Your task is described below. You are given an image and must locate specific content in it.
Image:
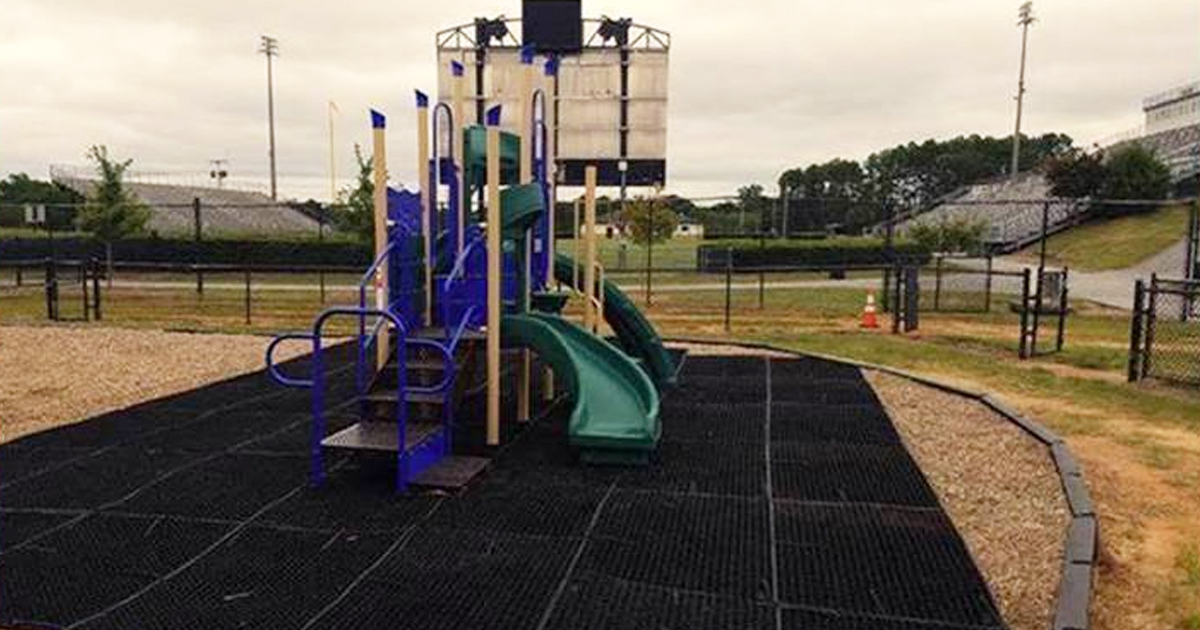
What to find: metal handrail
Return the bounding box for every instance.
[265,333,316,388]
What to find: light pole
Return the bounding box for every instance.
[1011,2,1036,179]
[259,35,280,200]
[328,100,339,204]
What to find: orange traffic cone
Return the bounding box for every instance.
[860,291,880,329]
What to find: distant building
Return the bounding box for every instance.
[1144,81,1200,135]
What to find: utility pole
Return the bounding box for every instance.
[1011,2,1036,179]
[260,35,280,200]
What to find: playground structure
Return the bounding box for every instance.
[267,50,677,492]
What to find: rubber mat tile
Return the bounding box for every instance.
[770,403,900,445]
[681,373,768,395]
[781,607,1003,629]
[257,462,439,534]
[0,513,227,628]
[771,442,939,507]
[583,491,771,599]
[314,528,576,630]
[428,474,607,537]
[0,447,202,510]
[543,570,776,630]
[681,355,766,378]
[772,382,879,406]
[0,511,76,551]
[115,453,306,520]
[616,440,766,497]
[5,409,193,450]
[235,412,357,455]
[685,380,770,404]
[773,503,1002,626]
[132,414,299,453]
[660,403,766,444]
[0,446,94,487]
[80,527,393,630]
[769,357,862,381]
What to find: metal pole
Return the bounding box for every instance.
[1019,268,1031,359]
[193,197,204,296]
[244,269,252,325]
[1056,267,1068,352]
[724,247,733,333]
[260,35,279,201]
[318,213,326,304]
[91,257,102,321]
[1128,279,1145,382]
[1143,274,1158,378]
[984,255,994,312]
[44,258,56,321]
[1011,3,1035,179]
[645,193,654,306]
[934,255,943,311]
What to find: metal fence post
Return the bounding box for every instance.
[244,269,252,325]
[44,258,58,321]
[984,255,994,313]
[933,255,943,311]
[1142,274,1158,378]
[1128,279,1145,382]
[81,262,90,321]
[1030,268,1044,356]
[1019,268,1031,359]
[891,265,903,335]
[1056,267,1069,352]
[193,197,204,296]
[91,257,102,321]
[15,265,22,288]
[724,247,733,333]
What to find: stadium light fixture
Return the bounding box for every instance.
[1011,2,1036,179]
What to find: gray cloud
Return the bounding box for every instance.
[2,0,1197,199]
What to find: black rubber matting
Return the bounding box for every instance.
[0,346,1006,629]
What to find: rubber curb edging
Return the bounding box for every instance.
[666,337,1097,630]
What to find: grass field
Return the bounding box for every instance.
[1,266,1197,630]
[1017,204,1193,271]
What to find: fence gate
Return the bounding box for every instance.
[1019,267,1070,359]
[1129,275,1200,385]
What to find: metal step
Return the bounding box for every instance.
[320,421,442,453]
[363,390,445,405]
[410,327,486,341]
[411,456,491,490]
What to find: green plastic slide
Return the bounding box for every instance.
[553,254,677,389]
[502,313,660,464]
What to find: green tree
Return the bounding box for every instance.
[736,184,769,232]
[1099,145,1171,206]
[907,217,988,254]
[625,194,677,246]
[79,146,150,279]
[0,174,84,228]
[1046,149,1106,198]
[333,144,376,242]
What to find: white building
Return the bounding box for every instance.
[1144,81,1200,135]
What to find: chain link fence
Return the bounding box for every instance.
[1130,276,1200,385]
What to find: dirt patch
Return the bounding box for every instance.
[865,371,1070,630]
[0,324,307,444]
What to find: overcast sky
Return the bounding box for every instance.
[1,0,1197,200]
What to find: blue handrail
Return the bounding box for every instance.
[310,306,410,493]
[265,333,315,388]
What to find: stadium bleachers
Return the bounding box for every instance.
[55,178,320,236]
[896,172,1087,253]
[1114,123,1200,180]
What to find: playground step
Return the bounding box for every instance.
[362,389,445,405]
[411,455,491,490]
[320,421,442,453]
[410,327,487,341]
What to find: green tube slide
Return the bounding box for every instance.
[502,313,660,464]
[552,254,677,390]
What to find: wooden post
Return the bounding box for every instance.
[486,126,502,446]
[573,198,582,291]
[584,166,598,333]
[541,60,559,402]
[416,92,433,325]
[452,61,467,257]
[371,110,390,369]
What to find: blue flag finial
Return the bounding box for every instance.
[451,60,465,77]
[486,105,502,126]
[370,109,386,129]
[415,90,429,108]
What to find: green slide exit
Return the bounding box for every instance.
[553,254,677,390]
[502,312,661,463]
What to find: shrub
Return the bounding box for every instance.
[696,236,929,271]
